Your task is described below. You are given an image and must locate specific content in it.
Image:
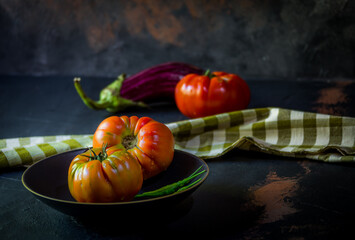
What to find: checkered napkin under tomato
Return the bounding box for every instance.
[1,107,355,169]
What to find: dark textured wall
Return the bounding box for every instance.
[0,0,354,79]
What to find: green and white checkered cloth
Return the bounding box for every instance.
[1,107,355,169]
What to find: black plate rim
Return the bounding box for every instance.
[22,148,209,206]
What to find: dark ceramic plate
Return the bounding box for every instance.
[22,149,209,218]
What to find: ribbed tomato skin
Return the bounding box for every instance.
[175,71,250,118]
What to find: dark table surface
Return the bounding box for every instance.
[1,76,355,240]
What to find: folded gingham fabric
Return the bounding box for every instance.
[1,108,355,169]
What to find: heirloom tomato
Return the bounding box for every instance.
[93,116,175,180]
[68,145,143,203]
[175,70,250,118]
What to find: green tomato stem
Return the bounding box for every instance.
[204,69,211,77]
[80,143,108,162]
[203,69,215,79]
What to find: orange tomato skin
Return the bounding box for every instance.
[93,116,174,180]
[175,71,250,118]
[68,146,143,203]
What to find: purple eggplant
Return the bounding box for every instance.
[74,62,204,112]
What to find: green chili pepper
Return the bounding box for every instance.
[135,166,206,199]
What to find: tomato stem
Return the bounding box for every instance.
[122,135,137,150]
[203,69,215,79]
[204,69,210,77]
[81,143,108,162]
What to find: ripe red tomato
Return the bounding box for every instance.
[175,71,250,118]
[68,145,143,203]
[93,116,175,180]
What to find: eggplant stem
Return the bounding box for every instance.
[74,78,111,110]
[73,75,148,112]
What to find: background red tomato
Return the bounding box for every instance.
[175,71,250,118]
